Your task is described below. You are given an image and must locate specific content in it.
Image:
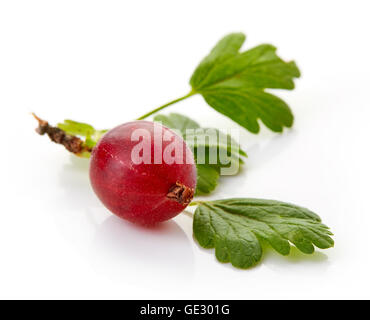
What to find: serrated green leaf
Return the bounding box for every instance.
[153,113,200,133]
[190,33,246,89]
[195,164,220,195]
[190,33,300,133]
[193,198,334,269]
[184,128,246,157]
[153,113,247,160]
[202,87,293,133]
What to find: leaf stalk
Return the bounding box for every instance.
[136,90,196,120]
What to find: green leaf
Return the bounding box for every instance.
[154,113,246,160]
[190,33,246,89]
[153,113,200,133]
[193,198,334,269]
[184,127,246,158]
[202,88,293,133]
[190,33,300,133]
[195,164,220,195]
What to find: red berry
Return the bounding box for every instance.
[89,121,197,225]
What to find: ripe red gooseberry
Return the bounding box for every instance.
[89,121,197,225]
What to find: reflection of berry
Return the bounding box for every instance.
[89,121,197,225]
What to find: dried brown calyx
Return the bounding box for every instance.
[32,113,92,155]
[167,181,195,205]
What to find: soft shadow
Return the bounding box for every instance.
[90,215,195,284]
[57,155,102,210]
[57,156,195,283]
[262,246,330,273]
[195,130,297,200]
[245,129,297,170]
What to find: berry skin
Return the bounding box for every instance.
[89,121,197,225]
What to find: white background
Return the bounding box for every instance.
[0,0,369,299]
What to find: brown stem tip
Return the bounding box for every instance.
[167,182,194,205]
[32,113,91,155]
